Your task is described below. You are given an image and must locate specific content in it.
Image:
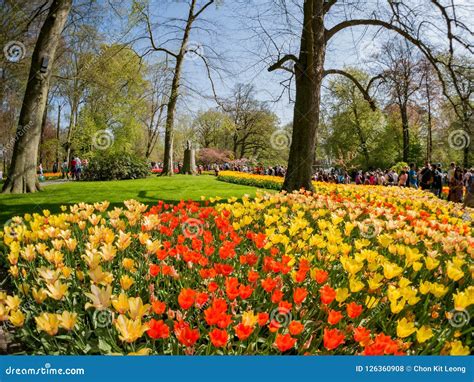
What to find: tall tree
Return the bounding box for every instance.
[138,0,217,175]
[377,39,421,163]
[3,0,73,193]
[266,1,472,191]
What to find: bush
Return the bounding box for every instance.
[197,148,233,166]
[391,162,409,174]
[82,152,149,181]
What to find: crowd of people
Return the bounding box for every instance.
[36,158,473,207]
[41,157,87,180]
[220,161,473,208]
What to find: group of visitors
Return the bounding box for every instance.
[221,160,473,207]
[56,157,86,180]
[313,162,473,207]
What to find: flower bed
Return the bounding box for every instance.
[0,188,472,355]
[218,171,283,190]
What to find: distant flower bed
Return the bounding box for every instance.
[218,171,283,190]
[1,186,472,355]
[39,172,62,180]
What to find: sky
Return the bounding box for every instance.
[93,0,473,127]
[94,0,381,126]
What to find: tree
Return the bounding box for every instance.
[418,58,442,163]
[193,110,231,149]
[266,1,472,191]
[221,84,279,160]
[2,0,73,193]
[142,64,170,159]
[72,45,148,158]
[376,39,422,163]
[137,0,218,175]
[324,68,386,170]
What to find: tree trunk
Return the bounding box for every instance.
[65,102,77,166]
[182,146,196,175]
[462,112,470,168]
[56,104,61,164]
[400,103,410,163]
[283,0,325,192]
[425,82,432,163]
[162,0,196,176]
[352,102,370,168]
[39,94,49,167]
[2,0,72,193]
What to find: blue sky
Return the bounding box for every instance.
[94,0,472,127]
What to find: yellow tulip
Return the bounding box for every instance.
[32,288,48,304]
[446,262,464,281]
[122,258,135,271]
[89,266,114,285]
[116,231,132,251]
[9,310,25,327]
[416,326,433,343]
[430,283,449,298]
[112,293,130,314]
[396,318,416,338]
[0,304,8,321]
[120,275,134,291]
[58,311,77,331]
[424,256,440,271]
[128,297,150,320]
[85,285,112,310]
[114,315,148,343]
[449,340,470,356]
[61,266,72,278]
[390,299,406,314]
[9,266,19,278]
[45,280,69,301]
[5,295,21,311]
[349,278,365,293]
[35,313,60,336]
[100,243,117,262]
[128,347,152,356]
[241,311,258,328]
[383,262,403,279]
[335,288,349,303]
[454,287,473,310]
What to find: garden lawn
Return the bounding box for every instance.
[0,175,262,225]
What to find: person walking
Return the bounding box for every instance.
[398,170,408,187]
[61,159,69,179]
[464,168,474,208]
[420,163,434,190]
[448,167,464,203]
[74,157,82,180]
[432,164,443,197]
[408,163,418,188]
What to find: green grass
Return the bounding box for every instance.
[0,175,263,225]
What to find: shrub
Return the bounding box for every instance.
[82,152,149,181]
[196,148,233,166]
